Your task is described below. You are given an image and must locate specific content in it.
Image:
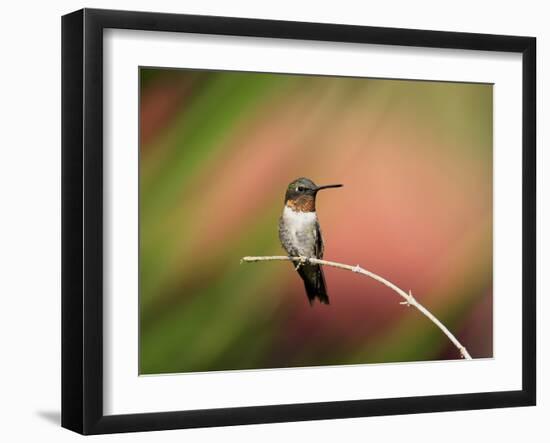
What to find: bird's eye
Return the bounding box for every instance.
[297,186,304,192]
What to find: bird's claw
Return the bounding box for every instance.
[295,256,310,270]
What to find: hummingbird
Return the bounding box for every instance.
[278,177,343,305]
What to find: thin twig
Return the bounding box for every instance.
[240,255,472,360]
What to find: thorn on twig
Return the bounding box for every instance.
[399,290,415,307]
[352,264,361,273]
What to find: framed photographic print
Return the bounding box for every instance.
[61,8,536,435]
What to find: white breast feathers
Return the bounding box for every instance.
[282,205,318,256]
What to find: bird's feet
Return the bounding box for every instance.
[294,256,310,270]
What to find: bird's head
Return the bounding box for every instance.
[284,177,342,212]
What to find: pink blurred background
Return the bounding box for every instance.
[139,68,493,374]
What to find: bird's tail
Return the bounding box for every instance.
[297,264,329,305]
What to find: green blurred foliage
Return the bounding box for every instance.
[139,68,493,374]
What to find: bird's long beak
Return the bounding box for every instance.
[315,183,343,192]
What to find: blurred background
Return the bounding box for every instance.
[139,68,493,375]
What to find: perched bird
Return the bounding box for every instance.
[278,177,343,305]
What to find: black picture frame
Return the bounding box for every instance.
[61,8,536,435]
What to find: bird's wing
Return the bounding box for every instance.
[315,219,324,259]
